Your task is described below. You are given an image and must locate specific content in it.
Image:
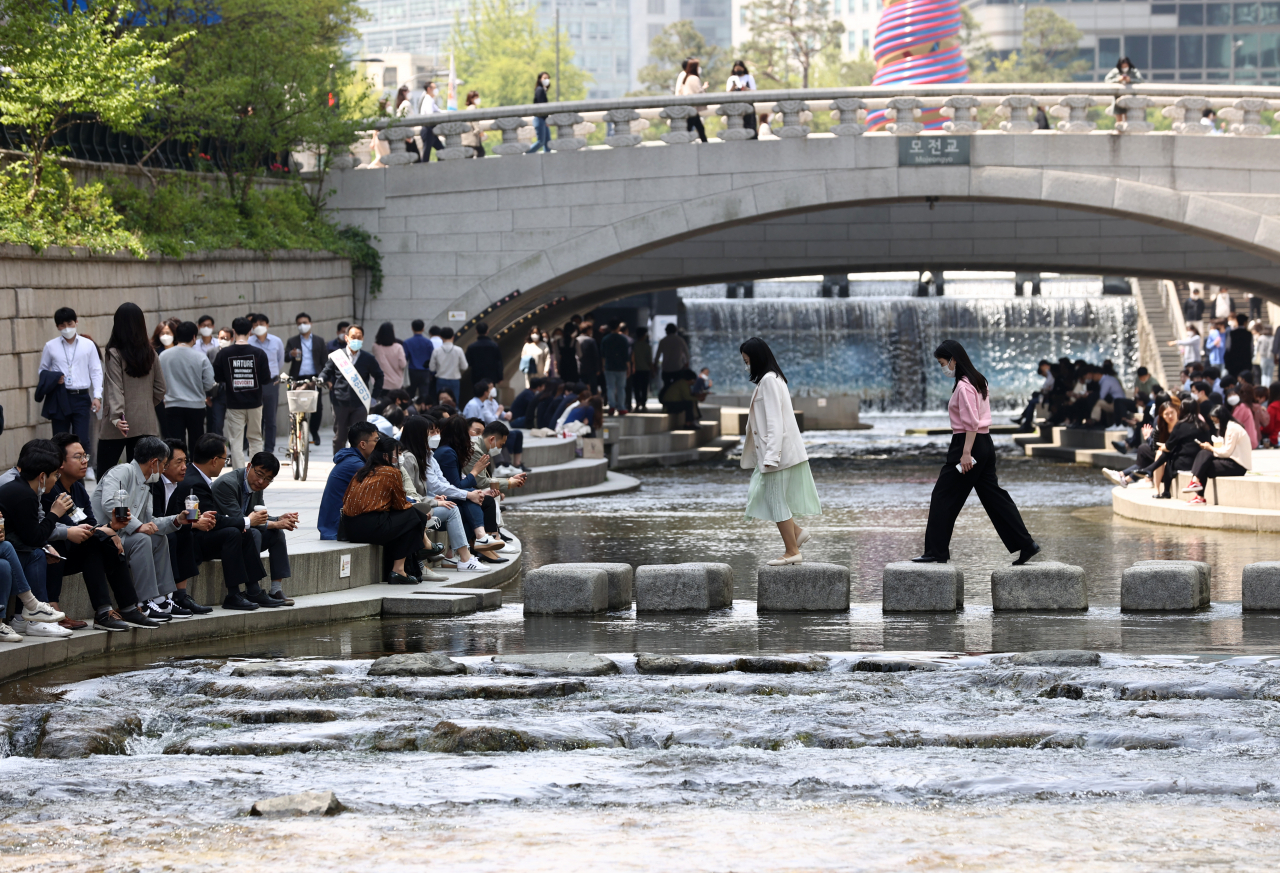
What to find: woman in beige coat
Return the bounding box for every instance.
[96,302,167,478]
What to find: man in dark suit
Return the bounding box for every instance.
[465,322,504,387]
[318,324,384,457]
[150,438,214,614]
[211,451,298,606]
[285,312,327,446]
[184,434,288,610]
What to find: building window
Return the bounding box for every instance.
[1179,33,1204,67]
[382,66,398,88]
[1207,2,1231,23]
[648,23,663,40]
[647,0,663,12]
[1151,34,1176,68]
[1179,3,1204,23]
[863,28,871,47]
[1236,32,1260,68]
[1235,1,1258,23]
[1264,2,1280,22]
[1206,32,1231,66]
[1151,3,1175,11]
[1124,35,1149,69]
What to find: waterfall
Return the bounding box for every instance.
[683,296,1138,412]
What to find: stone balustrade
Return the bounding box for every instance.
[364,84,1280,166]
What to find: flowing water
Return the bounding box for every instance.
[5,419,1280,871]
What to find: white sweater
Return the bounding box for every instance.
[1213,420,1252,470]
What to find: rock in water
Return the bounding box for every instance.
[37,712,142,758]
[230,662,337,678]
[1009,650,1101,667]
[367,652,466,677]
[491,653,620,676]
[250,790,344,817]
[422,721,546,753]
[634,654,732,675]
[734,656,829,674]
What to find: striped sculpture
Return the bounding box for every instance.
[866,0,968,131]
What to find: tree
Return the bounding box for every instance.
[738,0,845,89]
[0,0,183,201]
[969,8,1088,83]
[451,0,589,108]
[959,6,994,79]
[633,20,727,95]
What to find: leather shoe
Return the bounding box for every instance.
[269,591,295,606]
[416,543,446,562]
[174,590,213,615]
[910,555,939,563]
[248,591,284,608]
[222,592,260,611]
[1012,542,1042,566]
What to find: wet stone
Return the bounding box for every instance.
[853,657,941,673]
[680,562,734,608]
[882,562,964,612]
[1039,683,1085,700]
[490,653,620,676]
[540,563,634,610]
[1009,650,1101,668]
[635,564,712,612]
[757,563,850,612]
[733,655,829,674]
[221,707,340,724]
[522,566,609,615]
[1243,562,1280,611]
[1122,561,1212,611]
[634,654,732,675]
[37,711,142,758]
[229,662,337,678]
[367,652,466,677]
[250,790,344,817]
[990,562,1088,611]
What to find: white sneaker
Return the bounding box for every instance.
[146,598,174,617]
[419,568,449,582]
[0,623,22,643]
[1133,477,1153,489]
[456,559,487,571]
[8,616,27,634]
[22,601,65,623]
[473,536,505,551]
[1102,469,1127,488]
[23,621,72,638]
[494,464,520,477]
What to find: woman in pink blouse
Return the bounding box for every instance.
[913,340,1040,566]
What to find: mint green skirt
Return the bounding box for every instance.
[744,460,822,523]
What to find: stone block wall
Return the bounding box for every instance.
[0,246,353,462]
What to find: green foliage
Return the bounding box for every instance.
[739,0,845,88]
[452,0,589,107]
[0,163,146,255]
[634,20,728,95]
[968,8,1088,83]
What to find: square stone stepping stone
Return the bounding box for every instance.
[678,562,733,608]
[757,563,850,612]
[522,566,608,615]
[1122,560,1211,611]
[1242,562,1280,610]
[419,587,503,609]
[382,593,478,616]
[635,564,712,612]
[539,562,633,610]
[990,562,1087,611]
[882,562,963,612]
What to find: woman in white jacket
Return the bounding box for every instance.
[739,337,820,566]
[1182,403,1251,504]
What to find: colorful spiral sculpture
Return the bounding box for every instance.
[865,0,968,131]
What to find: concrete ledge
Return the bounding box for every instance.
[1112,485,1280,532]
[757,563,850,612]
[1121,560,1212,611]
[882,562,964,612]
[990,562,1087,611]
[382,593,479,615]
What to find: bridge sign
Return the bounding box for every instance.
[898,135,970,166]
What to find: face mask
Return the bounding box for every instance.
[348,339,363,352]
[60,327,77,340]
[253,325,268,337]
[146,470,160,484]
[160,334,173,347]
[428,435,441,449]
[1228,395,1241,406]
[199,326,213,338]
[531,335,539,342]
[489,445,502,457]
[218,339,231,349]
[474,100,482,107]
[298,323,311,334]
[942,362,956,378]
[542,78,550,86]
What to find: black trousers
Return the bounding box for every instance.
[664,400,696,426]
[1123,443,1157,477]
[923,433,1035,562]
[49,392,93,443]
[1191,451,1247,482]
[193,526,268,593]
[95,436,141,479]
[331,403,366,457]
[48,534,139,611]
[686,115,708,142]
[633,371,651,410]
[345,509,427,563]
[164,406,206,449]
[250,526,291,581]
[408,368,432,400]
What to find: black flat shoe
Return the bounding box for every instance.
[174,591,213,615]
[1012,542,1042,566]
[910,555,939,563]
[222,592,260,611]
[248,591,284,608]
[416,543,446,562]
[476,553,508,565]
[388,572,419,585]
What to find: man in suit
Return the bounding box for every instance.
[465,322,504,387]
[285,312,327,447]
[183,434,289,610]
[149,438,215,614]
[319,323,384,457]
[211,451,298,606]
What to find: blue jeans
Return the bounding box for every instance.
[0,541,29,621]
[436,378,461,407]
[432,504,467,552]
[528,117,551,153]
[19,549,47,602]
[605,370,627,411]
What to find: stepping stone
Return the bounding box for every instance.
[539,563,633,609]
[635,564,720,612]
[676,562,734,608]
[491,653,619,676]
[1121,560,1211,611]
[1242,562,1280,610]
[882,562,964,612]
[990,562,1087,611]
[522,566,608,615]
[368,652,466,677]
[419,586,504,609]
[634,654,732,675]
[1007,650,1100,667]
[250,790,344,817]
[382,593,477,616]
[757,563,850,612]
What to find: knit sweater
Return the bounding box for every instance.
[160,344,216,408]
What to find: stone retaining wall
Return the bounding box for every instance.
[0,246,354,461]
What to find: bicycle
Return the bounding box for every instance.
[282,375,319,481]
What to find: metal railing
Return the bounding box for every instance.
[360,83,1280,164]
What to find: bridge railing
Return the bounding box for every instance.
[360,83,1280,164]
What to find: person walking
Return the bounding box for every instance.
[1213,287,1235,319]
[462,90,486,157]
[1183,287,1206,338]
[654,323,690,394]
[601,321,631,414]
[285,312,327,446]
[319,324,384,458]
[677,59,709,142]
[416,81,446,162]
[214,317,270,470]
[465,322,504,389]
[403,319,434,399]
[39,306,102,441]
[514,328,548,393]
[248,314,285,455]
[739,337,819,566]
[159,320,215,450]
[557,322,580,382]
[1225,313,1253,377]
[372,321,407,397]
[726,60,758,138]
[527,72,552,153]
[913,340,1040,566]
[631,327,653,411]
[428,327,467,406]
[97,303,167,479]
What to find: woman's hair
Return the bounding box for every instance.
[686,59,700,78]
[151,319,174,349]
[536,71,550,85]
[375,321,396,346]
[1154,401,1175,442]
[1116,56,1133,70]
[733,59,749,74]
[440,413,474,470]
[1239,382,1257,405]
[933,339,988,399]
[1187,324,1201,336]
[107,302,157,378]
[395,85,410,108]
[587,394,604,430]
[739,336,787,384]
[354,434,398,483]
[466,90,480,106]
[1208,403,1231,436]
[399,414,432,472]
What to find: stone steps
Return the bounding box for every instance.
[515,457,609,496]
[521,434,578,467]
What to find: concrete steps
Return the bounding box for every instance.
[1135,278,1183,385]
[516,457,609,495]
[1021,425,1130,467]
[521,434,578,467]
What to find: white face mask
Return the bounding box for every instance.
[199,326,213,338]
[530,334,539,342]
[160,334,174,347]
[541,78,550,86]
[428,434,441,449]
[60,327,77,340]
[1228,395,1241,406]
[941,361,956,378]
[218,339,231,349]
[489,445,502,457]
[146,469,160,484]
[298,323,311,334]
[253,325,268,337]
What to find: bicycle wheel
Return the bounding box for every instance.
[291,416,302,480]
[300,422,310,481]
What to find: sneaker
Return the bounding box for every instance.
[21,601,65,623]
[426,515,444,531]
[118,608,160,628]
[1188,495,1207,505]
[473,535,505,551]
[140,603,173,623]
[163,597,194,618]
[456,559,487,572]
[494,464,520,477]
[268,591,295,607]
[1132,477,1154,489]
[23,621,72,638]
[1111,440,1129,454]
[1182,479,1204,493]
[1102,468,1128,488]
[0,623,22,643]
[8,616,26,634]
[92,611,130,633]
[419,567,449,582]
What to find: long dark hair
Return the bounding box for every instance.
[375,321,397,346]
[1208,404,1231,437]
[354,434,398,483]
[739,336,787,384]
[399,414,433,473]
[106,302,156,378]
[440,414,474,471]
[934,339,988,399]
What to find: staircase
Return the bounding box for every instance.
[1134,278,1183,388]
[601,410,737,469]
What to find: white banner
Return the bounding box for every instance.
[328,349,373,410]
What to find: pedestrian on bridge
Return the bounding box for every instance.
[527,72,552,154]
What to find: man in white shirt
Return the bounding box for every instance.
[195,314,221,364]
[429,325,443,350]
[39,306,103,441]
[416,81,445,163]
[248,313,287,454]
